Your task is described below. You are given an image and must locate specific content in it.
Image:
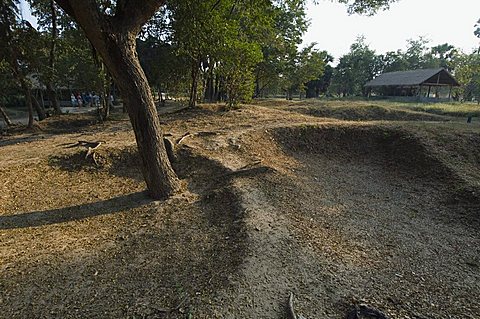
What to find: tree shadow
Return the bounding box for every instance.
[0,133,48,147]
[0,192,149,230]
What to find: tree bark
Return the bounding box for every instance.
[32,94,47,121]
[47,0,62,114]
[11,55,34,128]
[189,60,200,108]
[21,82,35,128]
[0,105,13,126]
[109,36,179,198]
[55,0,180,199]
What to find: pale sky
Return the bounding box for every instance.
[303,0,480,62]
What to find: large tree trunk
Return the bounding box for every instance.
[0,105,13,126]
[108,36,179,198]
[55,0,181,199]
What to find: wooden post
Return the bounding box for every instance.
[427,86,431,98]
[448,85,452,100]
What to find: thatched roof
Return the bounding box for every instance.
[365,68,460,87]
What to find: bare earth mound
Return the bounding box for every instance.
[0,103,479,318]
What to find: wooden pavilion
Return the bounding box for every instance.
[365,68,460,101]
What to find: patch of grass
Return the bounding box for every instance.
[402,102,480,117]
[256,98,480,120]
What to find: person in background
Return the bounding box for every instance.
[71,93,77,107]
[109,94,114,108]
[85,92,92,107]
[77,93,83,107]
[93,92,100,107]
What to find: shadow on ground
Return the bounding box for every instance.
[0,192,149,230]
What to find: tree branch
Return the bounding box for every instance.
[114,0,166,33]
[53,0,76,20]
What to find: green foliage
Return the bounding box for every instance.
[281,44,327,98]
[166,0,274,105]
[254,0,310,97]
[454,52,480,102]
[24,1,106,95]
[329,36,382,96]
[2,0,403,108]
[137,39,190,94]
[335,0,397,15]
[218,38,263,107]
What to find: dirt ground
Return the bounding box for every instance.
[1,100,479,319]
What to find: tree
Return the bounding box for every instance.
[454,52,480,102]
[430,43,458,71]
[254,0,309,97]
[28,0,62,114]
[54,0,180,199]
[0,0,43,127]
[282,45,327,99]
[0,60,14,126]
[137,39,190,98]
[329,36,382,96]
[336,0,396,15]
[168,0,272,107]
[306,54,334,98]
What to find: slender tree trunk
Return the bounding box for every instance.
[189,60,199,108]
[47,0,62,114]
[11,56,34,128]
[21,84,34,128]
[32,94,47,121]
[214,73,220,102]
[0,105,13,126]
[254,77,260,98]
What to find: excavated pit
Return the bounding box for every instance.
[233,124,480,318]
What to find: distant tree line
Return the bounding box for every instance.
[1,3,478,125]
[318,35,480,101]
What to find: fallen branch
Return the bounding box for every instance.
[85,142,102,157]
[238,160,262,170]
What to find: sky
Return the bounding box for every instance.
[18,0,38,28]
[302,0,480,62]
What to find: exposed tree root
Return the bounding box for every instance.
[288,292,298,319]
[65,140,104,166]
